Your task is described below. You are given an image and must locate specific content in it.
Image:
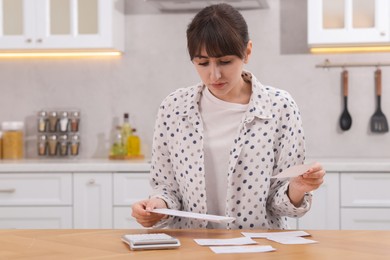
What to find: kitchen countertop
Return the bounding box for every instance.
[0,159,151,172]
[0,158,389,173]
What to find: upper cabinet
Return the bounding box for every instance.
[308,0,390,47]
[0,0,124,51]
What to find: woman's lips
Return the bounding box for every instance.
[211,82,226,89]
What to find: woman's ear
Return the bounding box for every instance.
[244,40,253,64]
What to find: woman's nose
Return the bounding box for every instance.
[210,64,221,81]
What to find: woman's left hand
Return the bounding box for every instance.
[288,162,325,207]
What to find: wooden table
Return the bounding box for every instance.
[0,229,389,260]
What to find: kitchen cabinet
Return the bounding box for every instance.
[0,0,124,51]
[308,0,390,46]
[340,173,390,230]
[298,173,340,230]
[113,173,152,228]
[73,173,112,229]
[0,173,73,229]
[0,171,150,229]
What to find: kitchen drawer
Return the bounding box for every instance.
[0,173,72,206]
[113,206,145,229]
[0,207,72,229]
[341,208,390,230]
[341,173,390,207]
[113,173,152,206]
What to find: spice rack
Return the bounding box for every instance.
[37,109,80,157]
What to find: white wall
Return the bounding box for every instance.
[0,0,389,159]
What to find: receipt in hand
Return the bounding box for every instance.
[147,208,235,223]
[271,164,313,179]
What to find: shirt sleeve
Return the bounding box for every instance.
[266,90,311,218]
[148,97,182,227]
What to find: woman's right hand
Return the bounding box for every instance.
[131,198,168,227]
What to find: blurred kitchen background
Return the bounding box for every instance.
[0,0,389,159]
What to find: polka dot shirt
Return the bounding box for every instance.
[150,71,312,230]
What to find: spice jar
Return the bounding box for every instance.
[37,111,48,132]
[48,111,58,132]
[37,134,48,156]
[48,134,58,156]
[59,134,69,156]
[70,111,80,132]
[2,121,24,159]
[59,111,69,132]
[70,134,80,156]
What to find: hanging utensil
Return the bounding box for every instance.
[339,69,352,131]
[370,68,389,133]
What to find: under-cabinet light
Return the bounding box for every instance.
[0,51,122,58]
[310,46,390,54]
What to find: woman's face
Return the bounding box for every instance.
[192,43,252,103]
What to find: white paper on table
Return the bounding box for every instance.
[267,236,318,245]
[194,237,257,246]
[210,245,276,254]
[242,230,310,239]
[270,164,313,179]
[147,208,235,223]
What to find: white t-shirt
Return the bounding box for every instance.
[199,87,248,228]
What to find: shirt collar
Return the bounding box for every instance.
[173,71,274,120]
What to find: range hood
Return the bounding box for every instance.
[144,0,269,12]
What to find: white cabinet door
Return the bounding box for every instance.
[113,207,146,229]
[113,173,152,206]
[0,173,72,206]
[0,207,72,229]
[113,173,151,229]
[341,208,390,230]
[308,0,390,46]
[0,0,123,51]
[341,173,390,207]
[298,173,340,230]
[73,173,113,228]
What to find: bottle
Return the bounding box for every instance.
[121,113,133,155]
[0,131,3,159]
[127,128,141,156]
[110,126,125,156]
[2,121,24,159]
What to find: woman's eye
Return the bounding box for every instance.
[220,60,231,65]
[198,62,209,66]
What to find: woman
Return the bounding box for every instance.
[132,3,325,229]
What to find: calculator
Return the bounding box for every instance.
[122,233,181,250]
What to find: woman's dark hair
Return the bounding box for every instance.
[186,3,249,60]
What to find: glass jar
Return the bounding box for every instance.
[37,134,48,156]
[48,111,58,132]
[59,134,69,156]
[70,134,80,156]
[37,111,48,132]
[1,121,24,159]
[48,134,58,156]
[70,111,80,132]
[59,111,69,132]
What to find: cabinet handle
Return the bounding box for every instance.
[36,38,43,43]
[380,31,386,36]
[0,188,16,193]
[88,179,96,185]
[26,38,32,43]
